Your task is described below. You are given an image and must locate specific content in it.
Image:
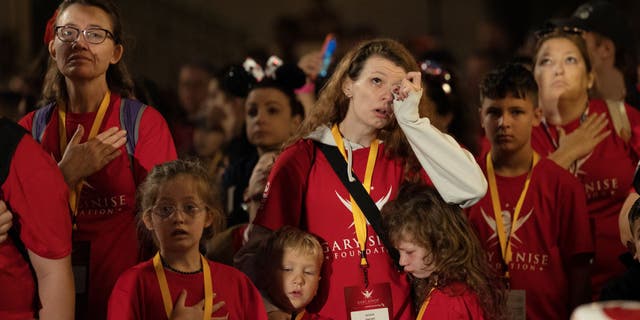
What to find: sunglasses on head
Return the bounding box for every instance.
[534,25,584,40]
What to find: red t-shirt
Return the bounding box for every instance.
[420,282,485,320]
[0,135,72,319]
[467,156,593,320]
[107,259,268,319]
[531,99,640,295]
[298,310,333,319]
[19,94,177,319]
[255,139,414,319]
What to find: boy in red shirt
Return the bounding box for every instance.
[467,63,594,319]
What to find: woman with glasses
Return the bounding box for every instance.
[530,28,640,298]
[17,0,176,319]
[108,160,267,320]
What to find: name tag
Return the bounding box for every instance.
[507,289,526,320]
[344,282,392,320]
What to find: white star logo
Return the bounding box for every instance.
[480,207,534,249]
[335,186,393,228]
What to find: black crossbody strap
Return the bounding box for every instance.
[315,141,400,269]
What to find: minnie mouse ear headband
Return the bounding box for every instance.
[221,56,306,98]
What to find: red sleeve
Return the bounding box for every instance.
[424,288,485,319]
[625,103,640,158]
[212,262,268,319]
[107,267,141,320]
[18,110,35,132]
[2,135,71,259]
[236,266,269,320]
[133,106,177,183]
[254,140,315,231]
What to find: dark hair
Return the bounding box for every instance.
[382,183,506,320]
[628,197,640,236]
[223,62,306,118]
[42,0,134,104]
[419,59,480,156]
[479,63,539,108]
[137,160,225,259]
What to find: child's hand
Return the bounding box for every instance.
[0,201,13,243]
[170,290,226,320]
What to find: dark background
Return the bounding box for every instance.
[2,0,639,92]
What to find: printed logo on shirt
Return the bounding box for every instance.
[480,208,533,250]
[583,178,620,201]
[480,207,551,272]
[323,235,388,261]
[78,194,129,216]
[335,186,393,228]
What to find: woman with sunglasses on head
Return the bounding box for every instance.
[237,38,487,319]
[18,0,176,318]
[530,28,640,298]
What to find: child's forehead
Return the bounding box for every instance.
[283,246,323,262]
[155,175,204,200]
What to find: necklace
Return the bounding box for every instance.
[160,255,203,275]
[541,101,590,149]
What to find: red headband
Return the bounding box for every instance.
[43,9,59,45]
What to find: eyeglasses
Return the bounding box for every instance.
[152,203,206,219]
[54,25,114,44]
[534,25,584,40]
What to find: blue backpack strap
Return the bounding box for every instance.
[119,98,147,183]
[31,102,56,143]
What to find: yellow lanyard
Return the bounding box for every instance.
[416,287,435,319]
[152,252,213,320]
[486,151,539,279]
[58,91,111,229]
[331,124,378,271]
[294,310,306,320]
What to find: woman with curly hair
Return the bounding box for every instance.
[382,183,506,319]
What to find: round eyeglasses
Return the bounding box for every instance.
[152,203,206,219]
[54,25,114,44]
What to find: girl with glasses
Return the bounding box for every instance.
[108,160,267,320]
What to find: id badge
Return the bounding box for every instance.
[344,282,392,320]
[506,289,526,320]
